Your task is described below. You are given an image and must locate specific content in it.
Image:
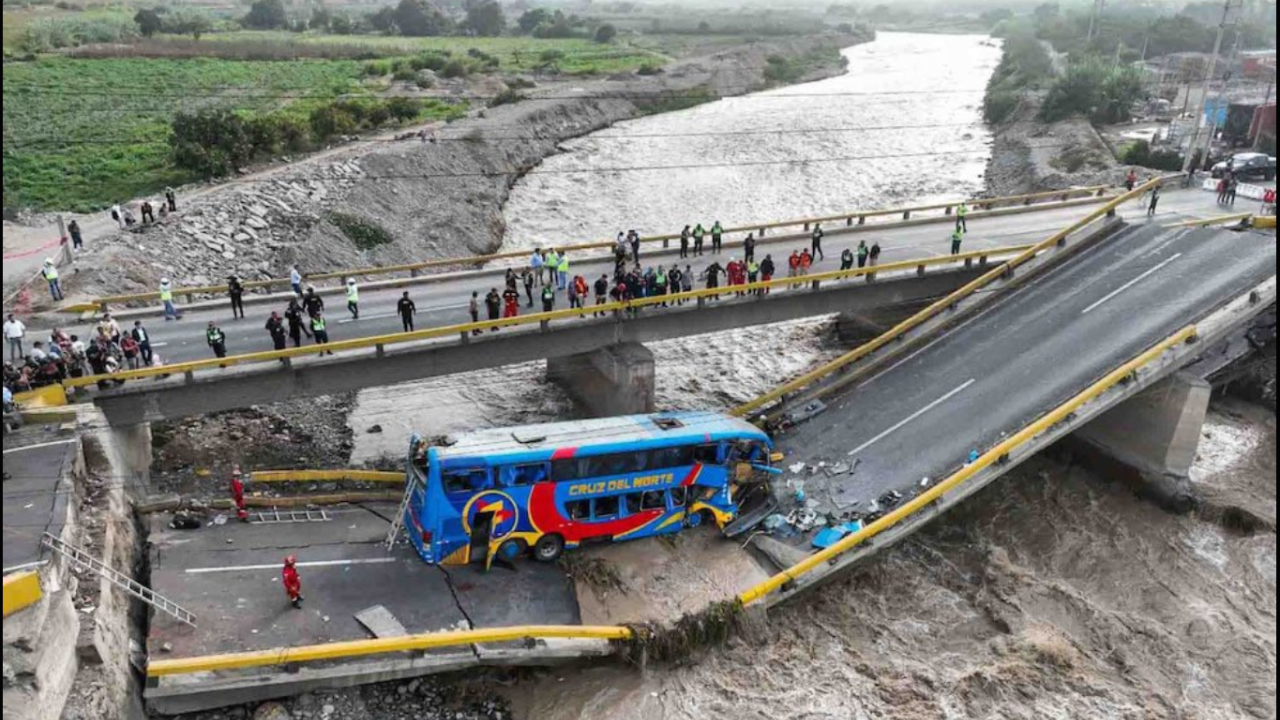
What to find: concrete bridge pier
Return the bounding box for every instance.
[1072,371,1212,511]
[547,343,655,418]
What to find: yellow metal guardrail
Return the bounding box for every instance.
[249,470,405,484]
[3,571,43,618]
[737,323,1200,605]
[64,245,1030,390]
[88,186,1111,308]
[146,625,634,677]
[1166,212,1254,228]
[12,384,69,409]
[729,177,1166,420]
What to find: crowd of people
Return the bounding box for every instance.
[3,311,158,393]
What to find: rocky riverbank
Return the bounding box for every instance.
[34,33,867,310]
[983,97,1131,197]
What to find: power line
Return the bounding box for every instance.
[2,121,985,149]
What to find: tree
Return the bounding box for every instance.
[394,0,451,37]
[465,0,505,37]
[164,10,213,40]
[134,8,162,38]
[171,110,253,179]
[330,14,354,34]
[368,7,396,33]
[517,8,551,34]
[309,7,332,31]
[594,23,616,43]
[242,0,287,30]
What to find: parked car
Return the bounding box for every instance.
[1212,152,1277,180]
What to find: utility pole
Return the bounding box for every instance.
[1201,26,1242,163]
[1182,0,1242,174]
[1086,0,1106,46]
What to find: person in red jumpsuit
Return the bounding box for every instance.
[229,466,248,522]
[502,287,520,319]
[282,555,304,609]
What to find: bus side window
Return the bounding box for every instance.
[641,491,667,511]
[567,500,590,521]
[650,446,696,469]
[501,463,548,487]
[444,468,489,494]
[593,496,620,520]
[625,494,643,516]
[693,444,722,466]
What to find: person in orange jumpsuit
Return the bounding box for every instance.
[282,555,304,609]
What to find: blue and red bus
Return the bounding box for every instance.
[402,411,776,567]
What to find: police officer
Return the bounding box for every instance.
[950,228,964,256]
[310,311,332,354]
[345,278,359,320]
[228,275,246,319]
[811,223,825,261]
[397,292,416,332]
[206,321,227,359]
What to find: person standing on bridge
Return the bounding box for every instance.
[282,556,304,609]
[869,241,882,268]
[285,299,309,347]
[393,292,415,333]
[692,223,706,256]
[680,226,691,259]
[290,266,304,297]
[132,321,153,366]
[955,201,969,233]
[711,221,724,254]
[1227,177,1239,207]
[1125,169,1138,192]
[950,228,964,256]
[810,223,825,262]
[159,279,180,321]
[228,275,246,320]
[541,284,556,313]
[206,321,228,360]
[345,279,360,320]
[505,268,519,293]
[311,311,332,354]
[503,285,521,319]
[4,315,25,360]
[856,240,869,269]
[303,287,324,319]
[799,249,813,276]
[265,312,288,354]
[1147,185,1161,217]
[628,230,641,263]
[557,252,570,291]
[840,247,855,271]
[521,269,535,308]
[41,259,63,302]
[743,233,758,263]
[544,249,560,288]
[594,275,610,316]
[530,248,545,288]
[469,292,483,336]
[760,255,775,295]
[484,289,502,331]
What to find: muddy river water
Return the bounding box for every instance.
[501,32,1001,251]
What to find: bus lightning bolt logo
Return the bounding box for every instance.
[463,492,521,540]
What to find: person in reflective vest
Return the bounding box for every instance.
[950,229,964,256]
[956,201,969,233]
[541,284,556,313]
[206,321,227,359]
[692,224,706,256]
[160,279,180,321]
[42,259,63,301]
[711,221,724,254]
[557,252,570,291]
[345,279,359,319]
[311,312,332,355]
[282,556,304,609]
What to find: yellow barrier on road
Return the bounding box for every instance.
[12,384,68,409]
[87,186,1111,309]
[3,571,43,618]
[146,625,634,677]
[64,245,1030,391]
[737,324,1200,606]
[249,470,405,484]
[1166,212,1255,229]
[731,177,1167,420]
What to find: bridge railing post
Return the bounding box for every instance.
[858,215,866,226]
[376,344,386,358]
[540,320,550,333]
[917,264,926,276]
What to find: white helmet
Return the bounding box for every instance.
[44,257,54,265]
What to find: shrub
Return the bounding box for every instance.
[489,88,526,107]
[363,60,392,76]
[170,109,253,178]
[386,97,421,121]
[242,0,287,30]
[410,53,448,71]
[1041,59,1147,125]
[415,75,436,89]
[507,77,537,89]
[392,67,417,82]
[538,48,565,63]
[1121,140,1185,172]
[310,103,361,139]
[637,63,663,76]
[983,89,1020,125]
[595,23,617,43]
[328,212,393,250]
[440,58,469,78]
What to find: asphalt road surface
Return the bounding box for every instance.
[775,221,1277,520]
[2,438,76,572]
[18,187,1262,366]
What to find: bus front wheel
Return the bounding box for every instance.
[534,535,565,563]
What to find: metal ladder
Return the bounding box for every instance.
[253,507,331,524]
[385,472,418,549]
[41,532,197,628]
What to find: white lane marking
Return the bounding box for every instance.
[3,438,78,455]
[185,557,397,574]
[2,560,49,574]
[1081,253,1183,316]
[150,342,169,348]
[338,312,397,325]
[847,379,977,457]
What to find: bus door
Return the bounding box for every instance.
[471,511,495,568]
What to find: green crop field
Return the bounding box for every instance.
[201,31,664,74]
[2,56,467,212]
